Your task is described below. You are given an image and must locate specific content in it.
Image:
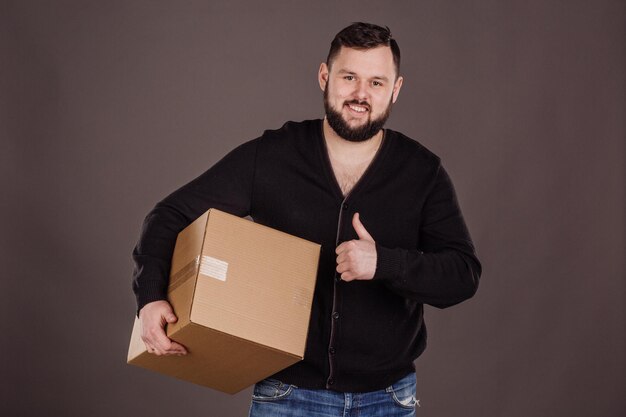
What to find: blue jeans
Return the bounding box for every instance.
[248,372,419,417]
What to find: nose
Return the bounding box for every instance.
[354,80,369,101]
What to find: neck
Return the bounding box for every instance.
[322,118,384,163]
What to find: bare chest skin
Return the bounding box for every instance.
[322,119,384,197]
[328,153,376,196]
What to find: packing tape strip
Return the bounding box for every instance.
[168,255,200,293]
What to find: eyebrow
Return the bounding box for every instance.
[336,68,390,83]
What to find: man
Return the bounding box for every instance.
[132,22,481,416]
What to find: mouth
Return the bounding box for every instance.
[345,102,370,115]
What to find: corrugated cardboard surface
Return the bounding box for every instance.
[128,209,320,394]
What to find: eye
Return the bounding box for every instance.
[344,75,355,81]
[372,81,383,87]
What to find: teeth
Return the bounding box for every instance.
[348,104,368,113]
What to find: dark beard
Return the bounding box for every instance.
[323,85,392,142]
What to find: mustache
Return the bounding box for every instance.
[344,100,370,110]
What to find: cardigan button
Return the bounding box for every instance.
[332,312,339,320]
[342,203,348,210]
[329,347,336,354]
[328,378,335,385]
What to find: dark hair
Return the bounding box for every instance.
[326,22,401,76]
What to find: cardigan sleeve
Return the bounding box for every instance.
[373,165,481,308]
[131,139,259,314]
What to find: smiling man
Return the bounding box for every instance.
[132,22,481,417]
[322,41,401,143]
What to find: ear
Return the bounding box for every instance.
[318,62,329,92]
[391,75,404,103]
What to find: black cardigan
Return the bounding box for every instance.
[132,119,481,392]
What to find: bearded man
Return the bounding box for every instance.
[132,22,481,417]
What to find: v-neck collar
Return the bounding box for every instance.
[315,119,389,203]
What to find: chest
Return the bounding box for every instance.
[328,155,374,197]
[250,130,432,249]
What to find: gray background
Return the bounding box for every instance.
[2,0,624,416]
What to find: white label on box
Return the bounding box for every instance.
[199,256,229,282]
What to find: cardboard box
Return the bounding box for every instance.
[127,209,320,394]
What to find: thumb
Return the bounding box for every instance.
[165,310,178,324]
[353,212,373,241]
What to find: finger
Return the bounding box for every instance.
[150,326,174,352]
[144,341,156,354]
[164,311,178,324]
[335,242,348,255]
[154,341,187,356]
[147,341,185,356]
[149,345,164,356]
[336,240,357,255]
[353,213,373,241]
[154,332,187,355]
[168,341,188,355]
[336,262,351,274]
[336,251,349,264]
[150,347,165,356]
[153,344,170,356]
[341,271,356,282]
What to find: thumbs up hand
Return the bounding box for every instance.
[335,213,377,281]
